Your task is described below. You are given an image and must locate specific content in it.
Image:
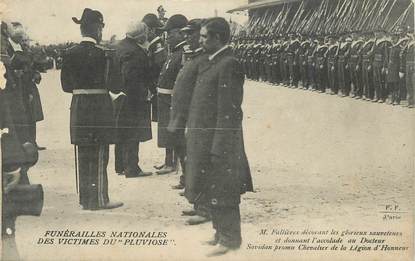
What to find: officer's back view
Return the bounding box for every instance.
[60,8,124,210]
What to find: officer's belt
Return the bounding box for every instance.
[157,88,173,95]
[73,89,108,95]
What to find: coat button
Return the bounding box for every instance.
[6,228,13,235]
[211,199,218,205]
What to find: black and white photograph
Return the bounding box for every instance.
[0,0,414,260]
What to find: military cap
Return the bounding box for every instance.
[72,8,104,26]
[161,14,187,31]
[142,13,163,29]
[181,19,203,32]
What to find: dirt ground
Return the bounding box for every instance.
[14,70,414,261]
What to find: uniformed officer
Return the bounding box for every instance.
[349,33,364,98]
[372,31,392,103]
[388,33,403,105]
[188,17,253,257]
[337,35,352,97]
[360,33,375,100]
[401,34,414,108]
[60,8,123,210]
[155,14,188,175]
[287,34,300,88]
[298,37,310,89]
[315,37,328,93]
[143,13,166,123]
[307,38,318,91]
[326,36,339,95]
[165,19,211,226]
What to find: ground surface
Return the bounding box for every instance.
[14,70,414,261]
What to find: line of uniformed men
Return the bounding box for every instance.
[232,31,415,108]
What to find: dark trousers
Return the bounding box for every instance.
[308,64,315,89]
[362,66,373,99]
[328,66,337,93]
[173,130,186,185]
[77,145,109,209]
[1,213,18,260]
[389,82,401,104]
[28,122,36,145]
[211,205,242,248]
[351,68,362,97]
[115,143,140,173]
[407,62,414,105]
[373,65,383,100]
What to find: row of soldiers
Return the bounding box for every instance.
[232,30,415,108]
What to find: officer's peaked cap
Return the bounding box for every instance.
[161,14,188,31]
[142,13,163,29]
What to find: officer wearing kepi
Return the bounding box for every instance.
[60,8,124,210]
[155,14,188,175]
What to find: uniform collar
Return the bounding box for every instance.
[173,41,186,51]
[208,45,229,61]
[81,36,97,44]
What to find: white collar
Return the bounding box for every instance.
[208,45,229,61]
[81,36,97,44]
[137,41,149,52]
[194,47,203,53]
[174,41,187,50]
[8,38,23,52]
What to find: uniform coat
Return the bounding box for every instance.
[387,45,401,83]
[114,37,152,142]
[186,47,253,207]
[157,42,185,148]
[167,49,207,133]
[61,40,122,145]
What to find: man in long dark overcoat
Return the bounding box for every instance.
[166,19,211,225]
[186,17,253,257]
[60,8,123,210]
[113,22,153,178]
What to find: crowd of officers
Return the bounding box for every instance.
[232,30,415,108]
[59,7,252,257]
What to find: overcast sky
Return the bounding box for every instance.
[2,0,248,44]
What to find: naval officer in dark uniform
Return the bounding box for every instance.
[155,14,188,175]
[60,8,123,210]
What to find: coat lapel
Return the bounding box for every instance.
[198,48,232,74]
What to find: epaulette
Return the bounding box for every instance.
[95,44,112,51]
[62,44,77,55]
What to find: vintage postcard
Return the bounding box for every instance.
[1,0,414,260]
